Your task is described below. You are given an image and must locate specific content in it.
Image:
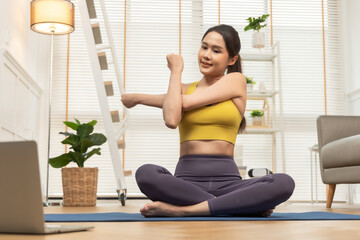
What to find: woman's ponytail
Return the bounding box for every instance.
[238,117,246,133]
[227,54,242,74]
[228,54,246,133]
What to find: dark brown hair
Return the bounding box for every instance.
[201,24,246,133]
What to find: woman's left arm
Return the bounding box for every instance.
[162,54,184,129]
[182,72,246,111]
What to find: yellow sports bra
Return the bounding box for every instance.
[178,81,242,145]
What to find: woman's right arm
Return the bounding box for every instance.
[182,72,246,112]
[121,93,165,109]
[121,83,190,109]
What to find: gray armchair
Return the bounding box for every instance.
[316,115,360,208]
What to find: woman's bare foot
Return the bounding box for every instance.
[140,201,185,217]
[260,208,274,217]
[140,200,211,217]
[236,208,275,217]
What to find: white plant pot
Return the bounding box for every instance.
[247,84,254,92]
[252,116,264,126]
[252,31,265,49]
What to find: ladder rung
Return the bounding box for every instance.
[110,110,120,122]
[86,0,97,19]
[98,52,108,70]
[104,81,114,96]
[124,170,132,176]
[90,18,102,23]
[117,139,125,149]
[96,45,111,51]
[91,23,102,45]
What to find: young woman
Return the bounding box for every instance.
[121,24,295,217]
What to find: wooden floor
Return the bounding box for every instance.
[1,199,360,240]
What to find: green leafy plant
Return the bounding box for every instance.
[49,119,107,168]
[244,14,270,32]
[245,76,256,85]
[250,110,264,117]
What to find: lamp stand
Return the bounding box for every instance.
[44,31,61,207]
[30,0,75,207]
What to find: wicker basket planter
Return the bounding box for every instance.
[61,167,98,207]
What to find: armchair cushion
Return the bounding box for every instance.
[321,134,360,169]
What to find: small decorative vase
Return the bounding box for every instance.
[259,82,267,92]
[252,31,265,48]
[252,116,264,127]
[61,167,98,207]
[247,84,254,92]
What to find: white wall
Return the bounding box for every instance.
[341,0,360,204]
[0,0,50,195]
[343,0,360,114]
[0,0,49,82]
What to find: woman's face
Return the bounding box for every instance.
[198,31,234,77]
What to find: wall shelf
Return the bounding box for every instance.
[245,128,280,134]
[239,42,285,173]
[241,53,276,62]
[248,90,279,98]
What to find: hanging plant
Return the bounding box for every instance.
[244,14,270,32]
[244,14,270,49]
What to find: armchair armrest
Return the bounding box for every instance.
[317,115,360,150]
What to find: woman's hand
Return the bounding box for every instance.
[166,54,184,73]
[121,93,139,108]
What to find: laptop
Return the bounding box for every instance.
[0,140,94,234]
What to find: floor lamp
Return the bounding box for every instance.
[30,0,75,206]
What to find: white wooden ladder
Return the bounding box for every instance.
[77,0,130,205]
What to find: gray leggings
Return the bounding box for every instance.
[136,154,295,216]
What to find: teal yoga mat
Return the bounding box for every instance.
[45,211,360,222]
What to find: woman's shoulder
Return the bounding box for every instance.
[221,72,246,85]
[225,72,245,79]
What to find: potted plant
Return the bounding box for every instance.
[49,119,107,207]
[244,14,270,48]
[246,76,256,92]
[250,110,264,127]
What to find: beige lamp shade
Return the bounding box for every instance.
[30,0,75,35]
